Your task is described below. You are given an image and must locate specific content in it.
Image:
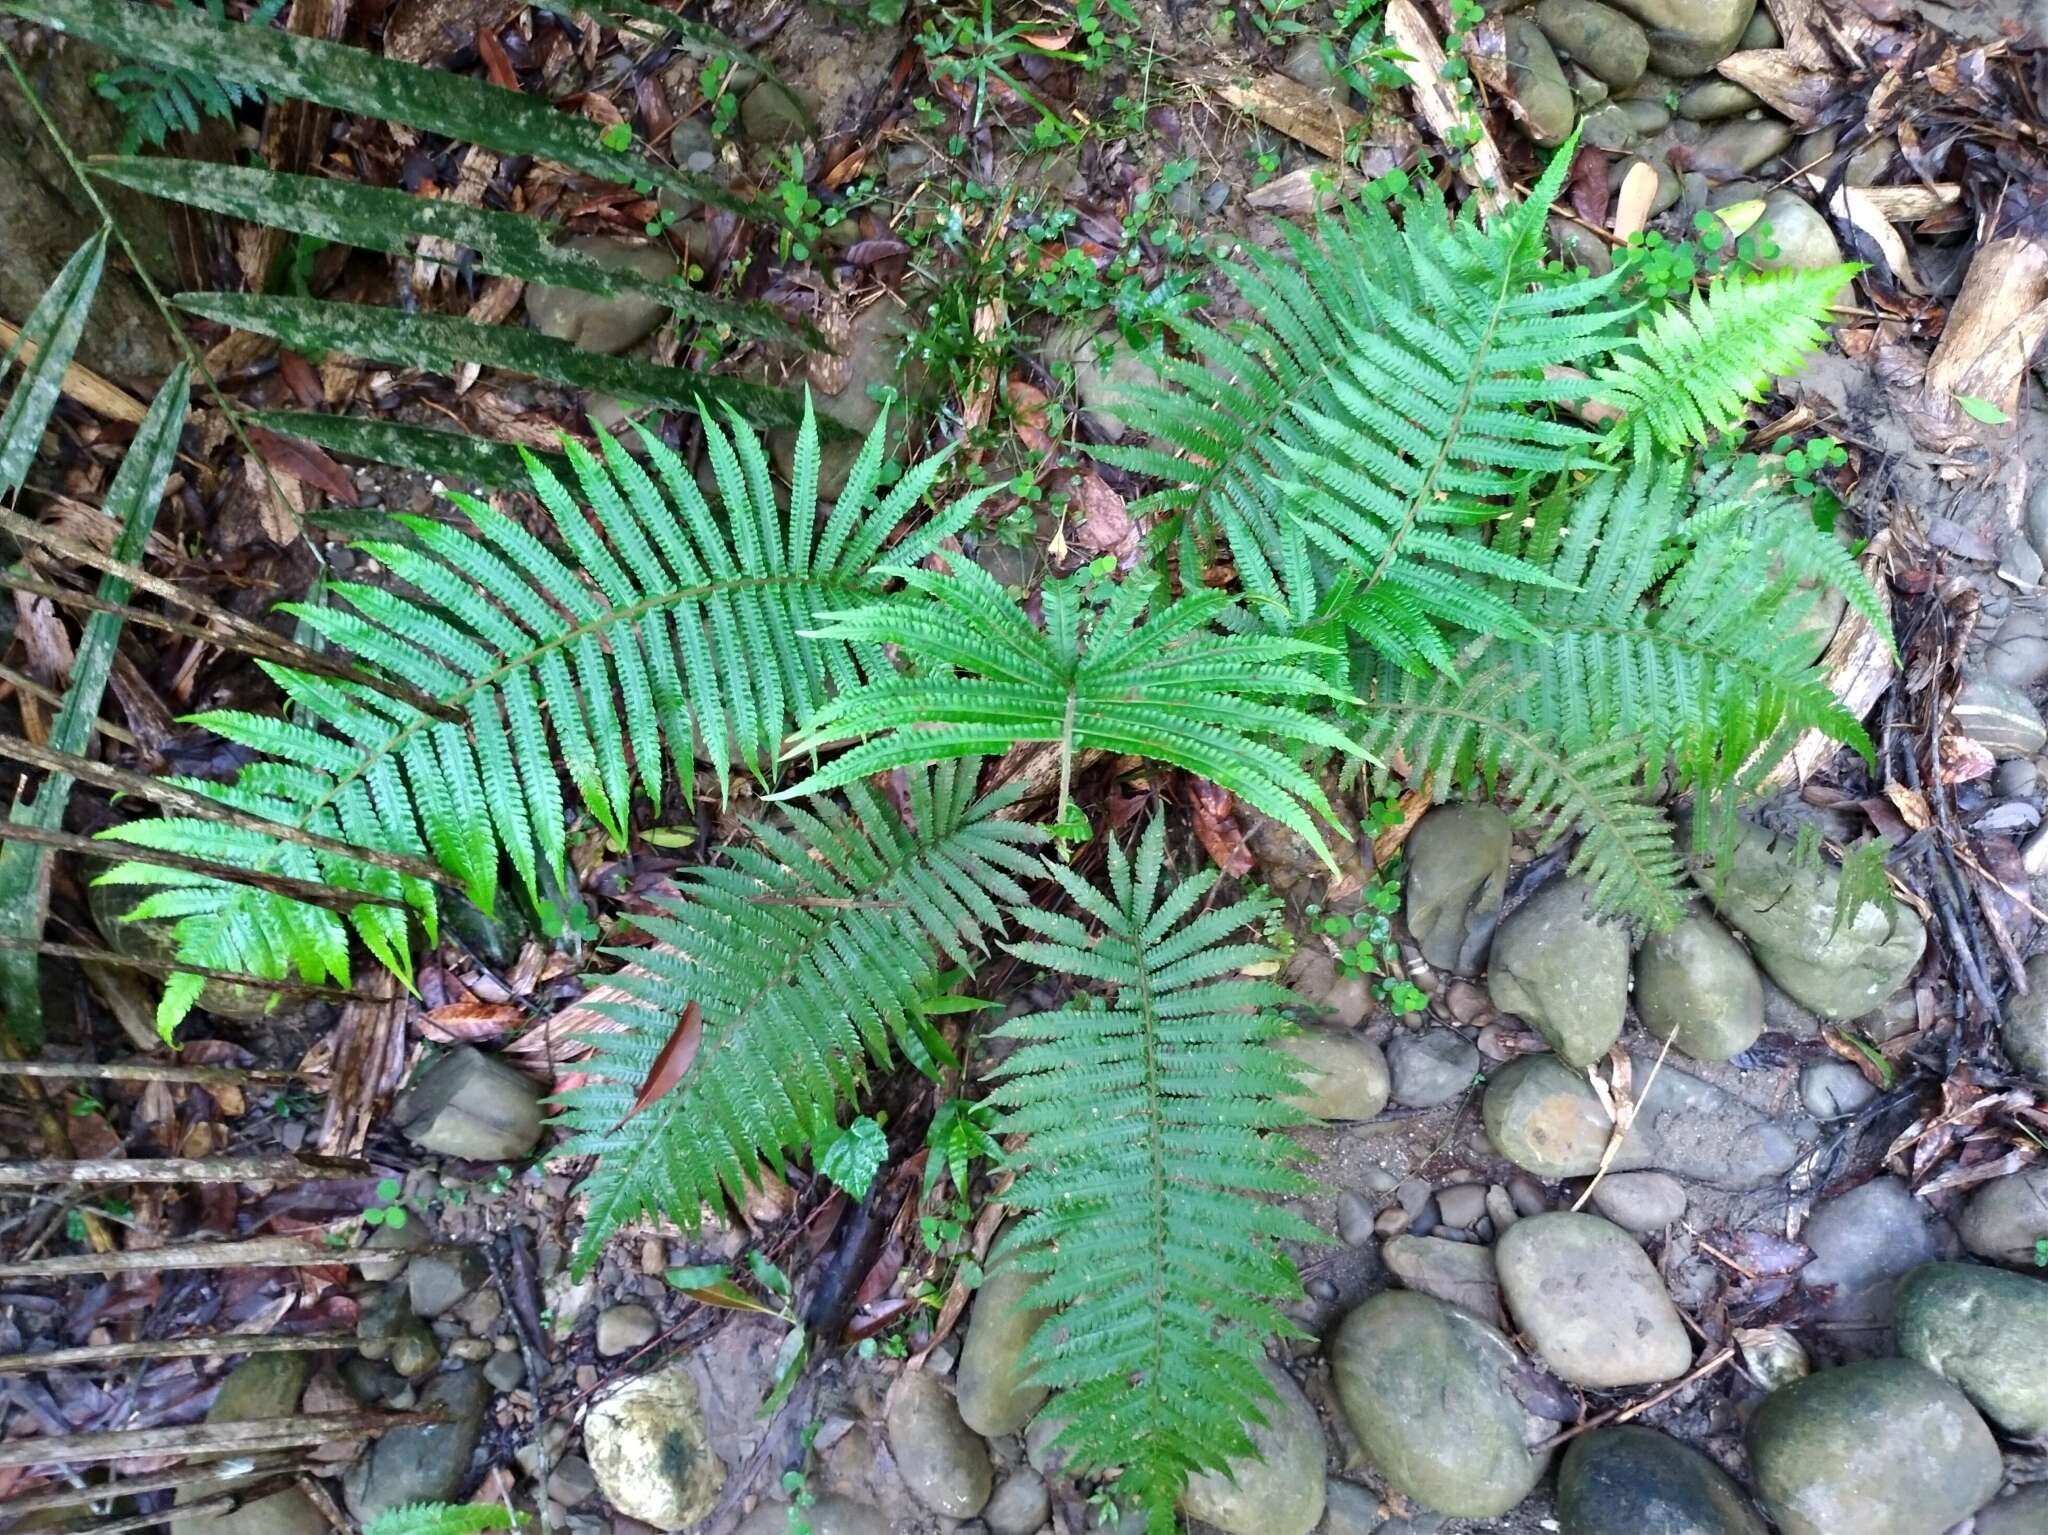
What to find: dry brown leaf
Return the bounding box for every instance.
[1882,782,1932,831]
[1069,470,1136,565]
[1714,49,1840,124]
[418,1000,524,1043]
[247,425,359,505]
[1188,779,1255,877]
[615,1001,703,1130]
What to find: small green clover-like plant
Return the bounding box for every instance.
[364,1504,528,1535]
[361,1176,408,1230]
[598,120,633,153]
[2035,1235,2047,1269]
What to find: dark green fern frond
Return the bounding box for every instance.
[987,816,1321,1533]
[555,762,1042,1264]
[782,561,1364,866]
[97,399,988,1037]
[1591,264,1856,456]
[364,1505,526,1535]
[1356,655,1688,928]
[92,0,282,152]
[1097,135,1628,647]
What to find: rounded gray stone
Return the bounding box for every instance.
[1975,1487,2048,1535]
[1404,805,1510,973]
[1178,1358,1326,1535]
[524,236,678,355]
[1495,1212,1692,1387]
[1999,951,2048,1081]
[1746,1359,2002,1535]
[984,1471,1051,1535]
[955,1253,1052,1437]
[1956,675,2048,760]
[1677,79,1760,119]
[1634,911,1763,1062]
[1533,0,1649,89]
[1328,1291,1556,1518]
[1557,1425,1767,1535]
[1897,1261,2048,1434]
[393,1046,543,1161]
[1798,1059,1877,1119]
[1959,1165,2048,1265]
[884,1369,992,1519]
[1381,1234,1504,1326]
[1692,118,1792,177]
[1600,0,1755,75]
[1500,17,1578,145]
[1759,190,1845,274]
[1796,1176,1950,1330]
[1387,1028,1482,1108]
[1588,1170,1686,1232]
[1277,1029,1390,1121]
[1487,878,1629,1067]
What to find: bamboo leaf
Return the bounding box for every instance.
[0,363,189,1045]
[0,228,108,496]
[4,0,752,214]
[247,410,571,488]
[89,159,807,347]
[173,293,811,430]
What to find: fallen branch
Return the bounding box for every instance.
[0,1412,446,1470]
[0,1328,354,1374]
[0,1058,303,1086]
[1534,1346,1738,1451]
[0,1458,299,1516]
[0,1156,366,1186]
[0,315,148,425]
[0,1235,441,1280]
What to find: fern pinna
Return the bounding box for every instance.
[987,816,1321,1532]
[555,763,1042,1263]
[97,403,990,1037]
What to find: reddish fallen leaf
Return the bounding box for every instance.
[419,1000,523,1043]
[1188,778,1255,877]
[616,1000,703,1127]
[824,144,871,189]
[247,426,359,505]
[1011,380,1054,455]
[1566,144,1609,228]
[476,24,519,91]
[1070,470,1137,565]
[844,1295,915,1343]
[278,350,324,408]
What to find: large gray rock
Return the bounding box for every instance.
[1897,1261,2048,1434]
[1698,822,1926,1020]
[983,1472,1050,1535]
[1482,1051,1799,1186]
[1634,911,1763,1062]
[1955,675,2048,759]
[1533,0,1648,88]
[1983,604,2048,689]
[1405,806,1511,973]
[1500,17,1579,147]
[1589,1170,1686,1232]
[584,1369,726,1529]
[1178,1358,1327,1535]
[1601,0,1755,75]
[1692,118,1793,177]
[1958,1165,2048,1265]
[955,1254,1051,1437]
[524,236,678,354]
[346,1365,490,1518]
[1327,1291,1557,1518]
[1495,1212,1691,1387]
[1557,1426,1767,1535]
[393,1047,543,1161]
[885,1368,992,1519]
[1746,1360,2002,1535]
[1976,1487,2048,1535]
[1758,190,1844,273]
[1381,1234,1505,1326]
[175,1355,325,1535]
[1276,1029,1390,1121]
[1799,1059,1877,1119]
[1386,1027,1481,1107]
[1999,951,2048,1080]
[1797,1176,1950,1333]
[1487,878,1629,1067]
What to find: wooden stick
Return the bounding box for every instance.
[0,1410,447,1469]
[55,1492,243,1535]
[0,936,372,1001]
[0,1235,414,1280]
[1385,0,1507,218]
[0,1059,303,1085]
[0,1157,366,1186]
[0,1329,354,1374]
[0,316,149,425]
[0,1458,296,1516]
[1535,1347,1737,1451]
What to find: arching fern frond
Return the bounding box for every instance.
[97,400,989,1038]
[987,816,1321,1533]
[1097,134,1628,657]
[365,1505,526,1535]
[1590,264,1856,456]
[555,762,1042,1265]
[781,561,1364,866]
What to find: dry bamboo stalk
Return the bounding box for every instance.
[0,1458,295,1516]
[0,1235,424,1280]
[0,317,149,425]
[0,1411,446,1469]
[0,1329,353,1374]
[0,1059,302,1086]
[0,1157,366,1186]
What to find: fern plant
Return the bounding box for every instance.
[988,816,1320,1531]
[92,0,284,152]
[554,762,1042,1263]
[97,403,993,1037]
[363,1506,525,1535]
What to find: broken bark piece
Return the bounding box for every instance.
[1918,234,2048,443]
[1217,73,1367,163]
[1715,48,1839,125]
[1386,0,1509,217]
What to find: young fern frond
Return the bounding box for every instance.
[96,402,989,1037]
[782,562,1364,866]
[554,762,1042,1265]
[1590,264,1856,456]
[1097,134,1628,662]
[987,816,1321,1533]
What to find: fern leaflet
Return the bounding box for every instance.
[987,816,1321,1532]
[92,0,284,152]
[554,762,1042,1264]
[364,1506,526,1535]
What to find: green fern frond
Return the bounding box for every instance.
[1831,836,1894,937]
[1591,264,1856,455]
[97,399,989,1038]
[1356,655,1689,928]
[554,762,1042,1264]
[1098,136,1628,649]
[91,0,281,152]
[987,816,1322,1532]
[781,561,1364,867]
[364,1505,526,1535]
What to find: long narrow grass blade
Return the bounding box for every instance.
[5,0,753,213]
[0,228,108,496]
[0,364,188,1045]
[90,159,807,347]
[174,294,810,430]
